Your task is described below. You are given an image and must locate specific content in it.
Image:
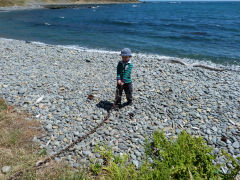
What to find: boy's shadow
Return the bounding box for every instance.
[96,100,114,112]
[96,100,128,112]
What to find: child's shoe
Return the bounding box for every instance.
[126,101,133,106]
[115,103,122,109]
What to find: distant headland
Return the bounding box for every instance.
[0,0,140,8]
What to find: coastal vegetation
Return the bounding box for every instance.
[0,98,239,179]
[0,0,26,6]
[92,132,240,179]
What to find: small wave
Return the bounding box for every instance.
[31,41,47,46]
[90,5,100,9]
[58,44,119,54]
[102,19,136,26]
[132,5,138,7]
[147,34,212,41]
[113,20,135,26]
[160,18,181,22]
[44,22,51,26]
[198,23,239,32]
[59,16,64,19]
[146,21,192,28]
[219,26,239,33]
[163,23,197,30]
[189,32,209,36]
[169,1,181,4]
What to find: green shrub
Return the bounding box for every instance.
[145,131,221,179]
[221,150,240,180]
[92,145,137,180]
[91,131,240,180]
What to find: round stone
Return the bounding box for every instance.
[18,88,25,95]
[132,160,139,169]
[1,166,11,174]
[232,141,240,149]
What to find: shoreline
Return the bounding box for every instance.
[2,37,239,72]
[0,37,239,167]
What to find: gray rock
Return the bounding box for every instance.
[213,148,219,154]
[83,150,91,156]
[131,154,137,160]
[33,136,39,143]
[75,142,85,150]
[206,129,211,135]
[234,149,240,155]
[227,140,231,144]
[232,141,240,149]
[18,88,25,95]
[95,153,101,158]
[74,131,80,137]
[131,138,138,144]
[207,139,213,145]
[176,129,181,134]
[135,151,141,157]
[73,163,80,168]
[118,144,128,150]
[97,159,104,165]
[217,140,226,147]
[212,126,218,132]
[80,158,87,164]
[212,136,217,144]
[46,124,52,130]
[1,166,11,174]
[132,160,139,168]
[55,157,61,162]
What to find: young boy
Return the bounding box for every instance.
[116,48,133,107]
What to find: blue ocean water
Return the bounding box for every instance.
[0,2,239,66]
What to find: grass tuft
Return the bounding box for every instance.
[0,98,7,110]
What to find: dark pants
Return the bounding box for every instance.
[116,83,133,105]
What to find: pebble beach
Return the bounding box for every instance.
[0,38,239,168]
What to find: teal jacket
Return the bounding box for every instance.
[117,60,133,83]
